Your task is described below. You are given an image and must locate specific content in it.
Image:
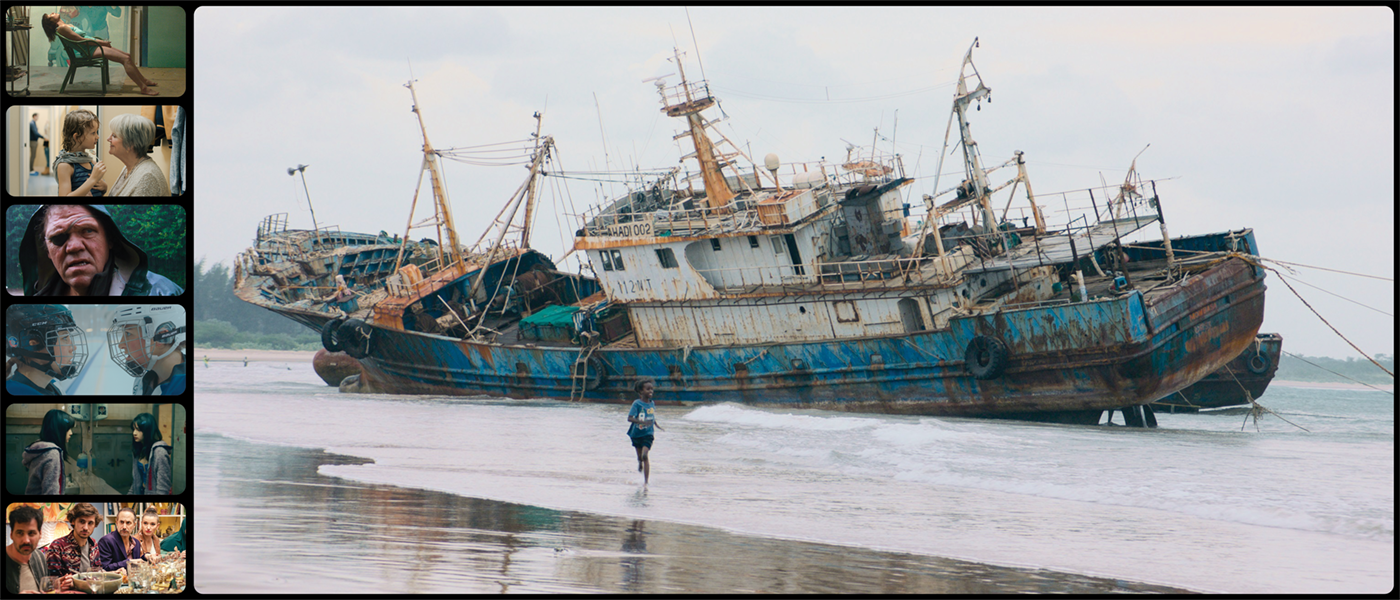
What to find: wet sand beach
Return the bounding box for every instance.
[195,433,1191,594]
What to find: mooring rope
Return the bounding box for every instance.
[1220,360,1310,432]
[1281,350,1394,396]
[1243,253,1394,377]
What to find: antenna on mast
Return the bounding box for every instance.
[685,7,708,84]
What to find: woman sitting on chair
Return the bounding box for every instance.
[40,12,158,96]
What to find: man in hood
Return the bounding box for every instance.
[18,204,183,296]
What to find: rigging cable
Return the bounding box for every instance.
[1274,273,1392,317]
[1259,258,1392,282]
[1280,350,1394,396]
[1248,258,1394,378]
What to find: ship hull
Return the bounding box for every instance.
[342,256,1264,424]
[1151,333,1281,413]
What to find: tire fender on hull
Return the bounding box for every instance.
[1246,352,1271,375]
[574,355,607,391]
[339,319,375,359]
[321,317,346,353]
[965,335,1009,380]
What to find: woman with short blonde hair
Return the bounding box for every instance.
[106,114,170,197]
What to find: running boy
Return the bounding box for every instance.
[627,377,663,484]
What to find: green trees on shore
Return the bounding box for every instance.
[193,259,321,350]
[1276,353,1395,386]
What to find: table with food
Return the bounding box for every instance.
[69,555,186,594]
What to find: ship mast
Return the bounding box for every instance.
[658,47,734,212]
[950,38,997,232]
[406,79,465,270]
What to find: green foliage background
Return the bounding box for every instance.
[1275,353,1395,386]
[192,259,322,350]
[4,204,186,290]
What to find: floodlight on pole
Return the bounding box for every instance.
[287,164,319,234]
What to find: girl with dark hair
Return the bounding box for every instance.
[39,11,158,96]
[23,409,76,494]
[128,412,172,495]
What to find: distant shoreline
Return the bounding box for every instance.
[197,348,317,363]
[1273,379,1394,392]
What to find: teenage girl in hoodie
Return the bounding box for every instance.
[128,413,172,495]
[23,409,75,494]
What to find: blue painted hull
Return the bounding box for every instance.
[348,256,1265,423]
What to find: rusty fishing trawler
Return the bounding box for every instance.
[236,40,1268,426]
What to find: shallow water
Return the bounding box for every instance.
[194,434,1192,594]
[194,361,1394,594]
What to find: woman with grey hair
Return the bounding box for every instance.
[106,114,171,197]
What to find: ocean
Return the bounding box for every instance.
[193,360,1394,594]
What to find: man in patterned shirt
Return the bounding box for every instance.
[44,502,102,578]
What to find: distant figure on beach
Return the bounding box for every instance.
[244,357,248,367]
[203,355,209,368]
[627,377,663,484]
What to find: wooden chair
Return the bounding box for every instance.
[58,36,109,94]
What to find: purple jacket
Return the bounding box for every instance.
[95,531,143,571]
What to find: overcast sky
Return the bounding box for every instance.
[194,6,1393,359]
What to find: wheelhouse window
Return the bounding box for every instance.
[610,249,626,271]
[600,250,614,271]
[710,238,723,252]
[656,248,679,269]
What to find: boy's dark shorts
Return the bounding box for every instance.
[630,435,654,448]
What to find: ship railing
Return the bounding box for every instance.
[832,149,906,186]
[692,254,959,293]
[255,213,289,241]
[658,79,714,112]
[578,152,906,238]
[930,178,1162,238]
[582,200,765,239]
[387,254,449,298]
[382,249,483,298]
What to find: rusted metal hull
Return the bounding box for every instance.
[312,349,363,386]
[1151,333,1281,413]
[345,255,1265,423]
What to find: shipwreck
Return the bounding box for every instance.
[235,40,1267,426]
